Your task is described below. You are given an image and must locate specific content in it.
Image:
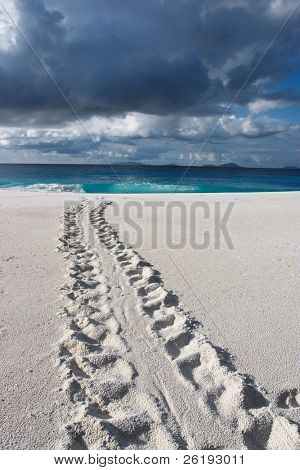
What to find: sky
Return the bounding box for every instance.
[0,0,299,167]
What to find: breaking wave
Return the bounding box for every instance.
[0,182,200,193]
[1,183,85,193]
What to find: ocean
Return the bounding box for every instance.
[0,164,300,193]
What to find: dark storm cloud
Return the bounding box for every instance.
[0,0,300,126]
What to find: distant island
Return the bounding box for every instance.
[162,162,243,168]
[219,163,241,168]
[144,162,299,170]
[111,162,243,168]
[144,162,244,168]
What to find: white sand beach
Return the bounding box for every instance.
[0,191,299,450]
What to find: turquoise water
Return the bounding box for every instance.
[0,164,300,193]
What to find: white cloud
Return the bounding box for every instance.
[269,0,299,17]
[0,113,216,146]
[0,0,19,51]
[0,112,290,155]
[85,114,176,139]
[248,99,287,113]
[219,114,288,137]
[188,151,217,162]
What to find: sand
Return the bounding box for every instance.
[0,191,299,450]
[0,195,67,449]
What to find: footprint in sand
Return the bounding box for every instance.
[277,389,300,409]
